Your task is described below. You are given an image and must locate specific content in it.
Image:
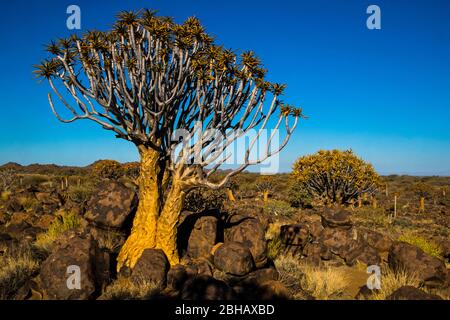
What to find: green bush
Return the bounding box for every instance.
[398,234,442,258]
[289,182,313,208]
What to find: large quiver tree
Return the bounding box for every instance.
[35,10,303,270]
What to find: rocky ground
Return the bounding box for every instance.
[0,164,449,300]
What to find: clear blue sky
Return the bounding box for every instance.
[0,0,449,175]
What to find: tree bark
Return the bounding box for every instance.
[156,177,186,266]
[117,146,161,271]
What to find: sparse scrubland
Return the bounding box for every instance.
[0,151,448,300]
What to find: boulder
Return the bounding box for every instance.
[319,227,354,256]
[306,221,324,240]
[303,242,332,261]
[388,242,447,287]
[184,212,218,259]
[280,224,310,247]
[84,181,137,229]
[242,267,280,285]
[319,227,380,266]
[342,239,381,266]
[0,211,8,224]
[32,214,56,230]
[128,249,169,288]
[39,233,110,300]
[359,228,393,253]
[213,241,254,276]
[321,209,352,229]
[225,216,267,268]
[387,286,443,300]
[167,264,188,290]
[2,221,42,242]
[180,275,234,300]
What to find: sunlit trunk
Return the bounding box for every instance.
[156,177,186,266]
[117,146,161,271]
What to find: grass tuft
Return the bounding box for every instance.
[34,211,81,252]
[0,246,40,300]
[275,254,349,300]
[100,277,160,300]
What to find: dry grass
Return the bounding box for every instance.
[0,246,40,300]
[369,267,420,300]
[96,229,124,253]
[34,210,81,252]
[275,254,349,300]
[100,277,160,300]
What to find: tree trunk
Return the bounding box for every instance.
[226,188,236,202]
[263,190,269,202]
[117,146,161,271]
[156,177,186,265]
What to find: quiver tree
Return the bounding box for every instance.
[291,149,380,205]
[35,10,302,270]
[256,176,274,202]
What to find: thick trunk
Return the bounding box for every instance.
[117,146,161,271]
[156,178,186,266]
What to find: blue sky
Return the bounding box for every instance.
[0,0,449,175]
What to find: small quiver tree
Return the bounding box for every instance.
[291,149,380,205]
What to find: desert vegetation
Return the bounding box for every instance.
[0,155,448,300]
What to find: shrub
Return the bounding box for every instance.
[18,196,40,212]
[34,211,81,252]
[0,169,16,192]
[263,199,297,217]
[292,149,380,205]
[397,234,442,258]
[20,174,50,187]
[0,246,40,299]
[183,188,226,212]
[67,184,95,203]
[288,182,313,208]
[91,160,124,180]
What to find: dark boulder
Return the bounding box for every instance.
[225,216,267,268]
[388,242,447,287]
[359,228,393,253]
[387,286,443,300]
[167,264,188,290]
[321,209,353,229]
[128,248,169,288]
[39,233,110,300]
[184,212,219,259]
[280,224,310,247]
[180,275,234,300]
[213,242,254,276]
[84,181,137,229]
